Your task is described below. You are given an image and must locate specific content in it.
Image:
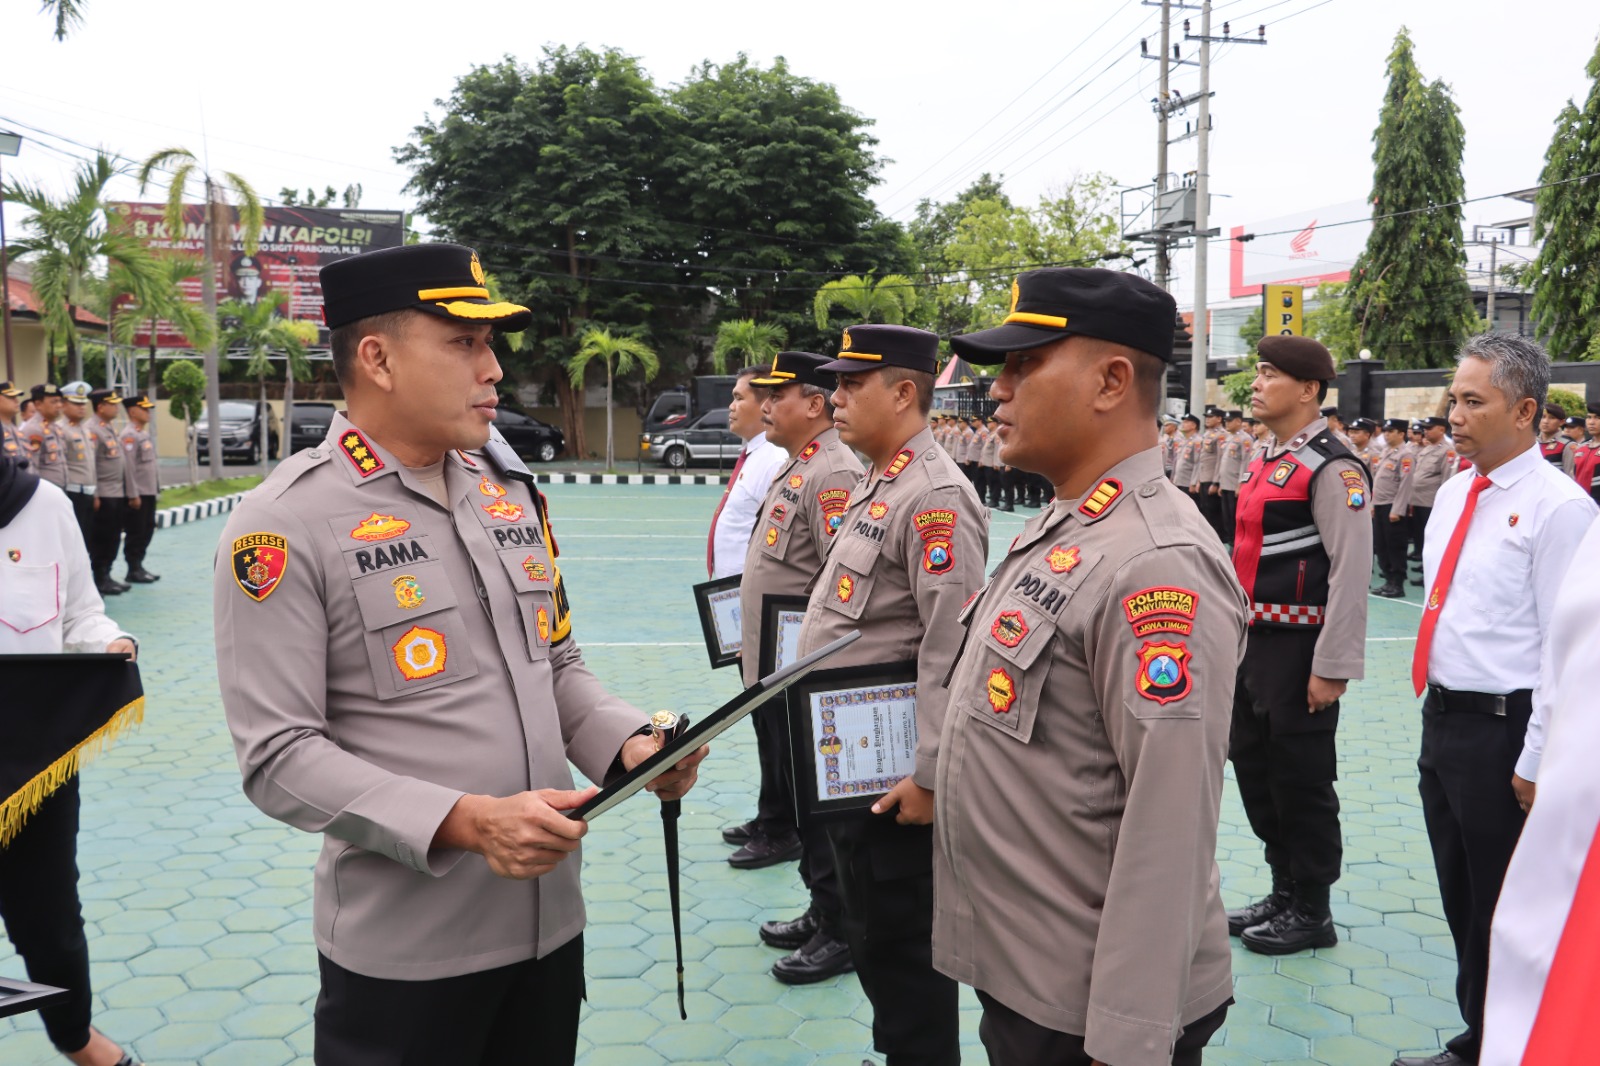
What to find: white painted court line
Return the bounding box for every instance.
[583,642,701,647]
[1368,636,1417,642]
[559,557,699,562]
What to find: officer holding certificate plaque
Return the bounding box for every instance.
[736,351,863,982]
[794,323,987,1066]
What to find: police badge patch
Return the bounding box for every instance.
[986,668,1017,714]
[1339,469,1367,511]
[991,611,1028,648]
[1135,641,1192,705]
[232,533,288,602]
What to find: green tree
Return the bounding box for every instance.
[108,253,214,396]
[5,152,161,381]
[136,147,265,479]
[812,274,917,331]
[908,174,1012,336]
[567,328,660,470]
[710,319,786,373]
[162,358,207,486]
[1345,29,1478,369]
[219,292,311,463]
[278,184,363,208]
[1530,38,1600,360]
[38,0,84,39]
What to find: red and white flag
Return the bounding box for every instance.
[1483,517,1600,1065]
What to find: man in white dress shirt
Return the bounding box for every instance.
[0,454,142,1066]
[708,365,787,580]
[1399,332,1598,1066]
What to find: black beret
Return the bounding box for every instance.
[1544,403,1568,420]
[1258,336,1336,382]
[817,324,939,375]
[30,383,60,402]
[751,351,835,390]
[1351,417,1378,433]
[1564,416,1585,429]
[1225,410,1244,421]
[89,389,122,407]
[1320,405,1339,418]
[1204,406,1224,418]
[1181,413,1200,427]
[1588,402,1600,417]
[320,243,532,332]
[949,268,1177,364]
[1383,418,1409,432]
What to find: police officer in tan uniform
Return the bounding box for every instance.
[1193,406,1227,539]
[737,351,863,980]
[1215,409,1247,548]
[20,383,67,488]
[118,394,160,584]
[794,323,987,1066]
[214,243,706,1064]
[58,381,97,546]
[1171,413,1200,494]
[937,268,1246,1066]
[2,381,29,467]
[1370,418,1410,598]
[87,389,133,597]
[1394,416,1455,587]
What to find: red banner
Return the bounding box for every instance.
[107,202,406,349]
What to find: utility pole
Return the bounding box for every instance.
[202,177,224,480]
[1155,0,1173,291]
[1486,236,1498,328]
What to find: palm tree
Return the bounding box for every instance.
[39,0,85,39]
[136,147,264,480]
[219,292,312,466]
[710,319,786,374]
[567,328,659,471]
[812,274,919,331]
[6,152,160,380]
[108,253,214,398]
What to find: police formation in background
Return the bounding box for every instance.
[213,243,706,1064]
[734,351,862,981]
[795,323,987,1066]
[938,268,1244,1066]
[0,378,159,595]
[1225,336,1371,954]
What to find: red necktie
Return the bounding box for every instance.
[1412,474,1493,696]
[706,449,749,577]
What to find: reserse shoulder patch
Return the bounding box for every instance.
[232,533,288,602]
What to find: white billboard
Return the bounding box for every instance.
[1228,201,1372,298]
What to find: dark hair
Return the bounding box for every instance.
[876,366,934,415]
[1315,381,1329,403]
[1458,331,1550,410]
[1130,349,1166,417]
[736,364,770,382]
[330,310,416,386]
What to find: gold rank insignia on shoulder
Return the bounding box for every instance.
[883,449,914,480]
[1077,478,1122,519]
[339,430,384,476]
[798,441,820,463]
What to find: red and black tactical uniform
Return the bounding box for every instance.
[1572,439,1600,505]
[1233,434,1368,629]
[1539,437,1569,468]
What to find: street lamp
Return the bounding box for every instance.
[0,130,21,383]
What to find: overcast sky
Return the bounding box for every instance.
[2,0,1596,306]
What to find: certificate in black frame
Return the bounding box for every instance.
[756,594,810,680]
[785,660,919,823]
[0,976,69,1020]
[690,574,744,669]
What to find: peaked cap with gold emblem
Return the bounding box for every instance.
[951,267,1177,364]
[751,351,835,389]
[816,324,939,375]
[319,243,532,332]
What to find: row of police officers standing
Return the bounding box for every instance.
[0,379,161,594]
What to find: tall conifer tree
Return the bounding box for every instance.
[1346,29,1478,369]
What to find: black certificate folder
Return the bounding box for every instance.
[786,660,919,823]
[568,630,861,821]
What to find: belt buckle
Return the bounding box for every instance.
[1494,694,1507,717]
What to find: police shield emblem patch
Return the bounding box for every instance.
[991,611,1028,648]
[1339,469,1367,511]
[1135,641,1192,705]
[232,533,288,602]
[392,626,447,680]
[987,668,1017,713]
[1269,460,1296,487]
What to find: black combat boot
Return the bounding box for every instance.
[1226,872,1292,937]
[1241,882,1337,955]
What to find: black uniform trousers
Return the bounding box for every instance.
[1417,686,1531,1064]
[751,699,840,918]
[64,488,94,550]
[1195,484,1225,542]
[314,932,584,1066]
[997,468,1018,508]
[961,462,979,491]
[90,496,125,576]
[828,817,959,1066]
[1219,489,1238,547]
[0,776,93,1054]
[1230,626,1342,889]
[121,494,157,569]
[1373,505,1409,585]
[1410,504,1432,562]
[976,991,1231,1066]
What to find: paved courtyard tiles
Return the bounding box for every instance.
[2,483,1458,1064]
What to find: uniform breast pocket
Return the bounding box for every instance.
[0,562,61,633]
[957,598,1057,745]
[1463,540,1531,617]
[351,561,480,699]
[757,515,795,561]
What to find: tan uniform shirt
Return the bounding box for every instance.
[60,418,94,489]
[119,423,159,497]
[979,427,1000,468]
[1216,429,1250,489]
[796,426,987,787]
[739,429,864,687]
[1171,433,1199,486]
[1196,426,1225,484]
[214,414,646,980]
[1160,433,1177,476]
[1395,439,1454,512]
[933,448,1245,1065]
[19,415,66,487]
[90,418,133,499]
[1372,443,1406,506]
[1,420,22,465]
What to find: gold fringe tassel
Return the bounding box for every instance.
[0,696,145,848]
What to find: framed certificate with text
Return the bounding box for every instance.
[786,661,919,823]
[691,574,744,669]
[757,594,809,680]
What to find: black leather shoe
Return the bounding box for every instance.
[1391,1053,1468,1066]
[760,906,820,949]
[1373,584,1404,598]
[1408,550,1422,561]
[125,567,160,583]
[998,502,1014,512]
[1241,902,1337,954]
[1227,888,1291,937]
[772,927,854,984]
[95,575,124,596]
[1409,577,1423,586]
[728,832,802,870]
[722,820,757,846]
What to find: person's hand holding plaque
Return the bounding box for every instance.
[872,778,935,826]
[619,721,709,802]
[433,789,597,880]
